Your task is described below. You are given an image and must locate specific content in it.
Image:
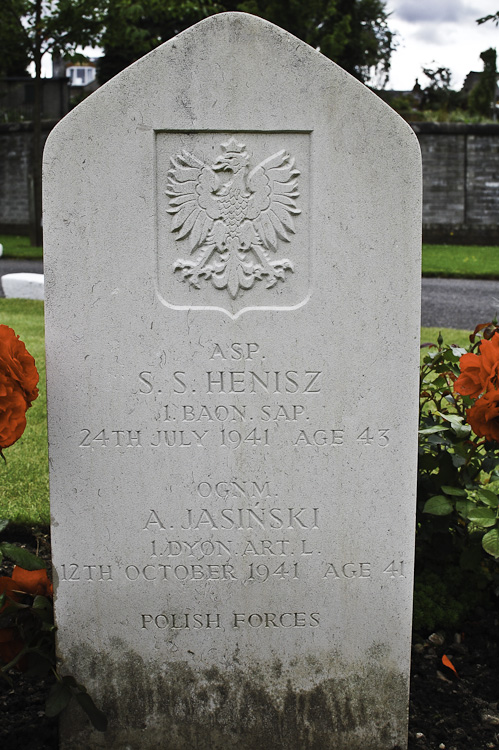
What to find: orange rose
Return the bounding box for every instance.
[454,352,485,397]
[454,333,499,398]
[467,389,499,443]
[0,566,53,612]
[0,325,39,450]
[0,567,52,670]
[10,566,53,598]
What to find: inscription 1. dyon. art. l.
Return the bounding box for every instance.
[166,138,300,299]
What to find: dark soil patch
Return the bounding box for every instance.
[1,528,499,749]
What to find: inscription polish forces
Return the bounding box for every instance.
[140,612,320,630]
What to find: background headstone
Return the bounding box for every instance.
[44,13,421,750]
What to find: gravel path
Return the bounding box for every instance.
[421,277,499,330]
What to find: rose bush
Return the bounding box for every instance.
[0,326,106,730]
[0,563,55,672]
[415,322,499,631]
[0,325,39,452]
[454,331,499,442]
[454,332,499,397]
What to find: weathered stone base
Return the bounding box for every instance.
[59,642,408,750]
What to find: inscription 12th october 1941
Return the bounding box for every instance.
[166,138,301,299]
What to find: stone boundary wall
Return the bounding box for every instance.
[413,122,499,245]
[1,120,499,245]
[0,121,56,235]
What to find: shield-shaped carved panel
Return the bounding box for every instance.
[155,130,311,318]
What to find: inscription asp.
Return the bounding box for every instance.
[167,139,300,299]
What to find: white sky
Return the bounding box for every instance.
[386,0,499,90]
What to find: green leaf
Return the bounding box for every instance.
[0,519,9,534]
[482,527,499,558]
[74,690,108,732]
[32,595,52,611]
[477,489,499,507]
[0,543,46,570]
[451,423,471,438]
[427,434,452,446]
[452,454,467,467]
[456,499,475,517]
[437,412,464,425]
[423,495,454,515]
[467,507,497,527]
[419,426,449,435]
[45,681,72,717]
[441,485,467,497]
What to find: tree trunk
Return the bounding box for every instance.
[30,0,43,247]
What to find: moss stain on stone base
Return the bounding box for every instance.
[59,640,409,750]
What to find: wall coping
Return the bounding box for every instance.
[411,122,499,135]
[0,120,59,134]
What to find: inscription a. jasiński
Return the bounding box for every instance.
[166,138,300,299]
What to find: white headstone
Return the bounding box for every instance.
[44,13,421,749]
[2,272,44,300]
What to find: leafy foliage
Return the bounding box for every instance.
[477,12,499,26]
[0,0,106,64]
[416,324,499,631]
[0,0,31,75]
[468,48,498,118]
[0,521,107,731]
[97,0,395,84]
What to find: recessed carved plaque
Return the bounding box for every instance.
[155,131,311,318]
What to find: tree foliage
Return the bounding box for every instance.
[0,0,106,70]
[0,1,31,76]
[468,48,498,118]
[477,12,499,26]
[98,0,395,85]
[0,0,108,245]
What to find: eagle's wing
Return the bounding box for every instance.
[246,150,300,252]
[165,151,222,252]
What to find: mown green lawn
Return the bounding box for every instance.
[2,235,499,278]
[422,244,499,279]
[0,297,473,526]
[0,300,48,526]
[0,235,43,260]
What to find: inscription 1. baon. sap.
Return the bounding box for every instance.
[166,138,301,299]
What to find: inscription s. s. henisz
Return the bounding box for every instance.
[138,369,322,395]
[166,138,300,299]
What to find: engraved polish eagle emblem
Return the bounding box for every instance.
[166,139,300,299]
